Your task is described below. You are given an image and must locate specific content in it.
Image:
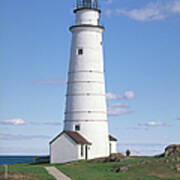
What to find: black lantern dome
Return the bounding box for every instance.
[75,0,100,12]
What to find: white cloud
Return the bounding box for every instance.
[105,9,112,17]
[30,121,61,126]
[106,0,180,21]
[138,121,165,127]
[118,143,167,156]
[107,107,131,116]
[32,78,65,85]
[104,0,113,5]
[106,92,120,100]
[108,103,129,108]
[1,118,25,125]
[124,91,136,99]
[0,133,50,141]
[107,103,131,116]
[116,2,166,21]
[106,91,135,100]
[170,1,180,13]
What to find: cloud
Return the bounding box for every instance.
[108,107,131,116]
[177,116,180,120]
[105,0,180,21]
[106,92,120,100]
[116,2,167,21]
[118,143,167,156]
[32,78,65,85]
[106,91,135,115]
[105,9,112,17]
[30,122,61,126]
[104,0,113,5]
[107,103,131,116]
[138,121,165,127]
[106,91,135,100]
[43,122,61,126]
[1,118,25,125]
[0,119,61,126]
[108,103,129,108]
[0,133,50,141]
[170,1,180,13]
[124,91,136,99]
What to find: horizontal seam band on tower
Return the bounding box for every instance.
[64,120,108,122]
[68,71,104,74]
[69,25,105,31]
[65,111,106,114]
[73,7,101,14]
[68,81,104,84]
[66,93,105,96]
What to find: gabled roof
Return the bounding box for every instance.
[109,135,117,141]
[50,131,91,145]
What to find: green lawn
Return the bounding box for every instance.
[0,165,4,172]
[55,156,180,180]
[0,156,180,180]
[0,165,4,179]
[0,163,55,180]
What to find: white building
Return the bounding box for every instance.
[50,0,117,164]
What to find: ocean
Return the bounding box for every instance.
[0,156,35,165]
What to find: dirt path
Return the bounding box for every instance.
[45,166,71,180]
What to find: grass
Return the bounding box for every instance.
[0,163,55,180]
[0,165,4,178]
[0,156,180,180]
[55,156,180,180]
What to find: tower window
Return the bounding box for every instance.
[75,125,80,131]
[77,48,83,55]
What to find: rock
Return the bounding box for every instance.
[164,144,180,157]
[170,157,180,162]
[155,144,180,158]
[175,164,180,172]
[170,164,180,172]
[155,153,165,158]
[120,166,129,172]
[115,166,129,173]
[92,153,126,163]
[104,153,127,162]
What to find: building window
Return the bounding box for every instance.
[81,145,84,157]
[75,125,80,131]
[77,48,83,55]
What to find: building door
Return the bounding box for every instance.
[109,143,112,155]
[85,145,88,160]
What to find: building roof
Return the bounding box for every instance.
[109,135,117,141]
[50,131,92,145]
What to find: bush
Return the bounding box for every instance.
[126,150,131,157]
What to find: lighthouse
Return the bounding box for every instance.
[50,0,117,164]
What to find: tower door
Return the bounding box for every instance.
[85,145,88,160]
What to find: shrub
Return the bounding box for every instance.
[126,150,131,157]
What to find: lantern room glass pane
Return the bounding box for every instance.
[76,0,98,9]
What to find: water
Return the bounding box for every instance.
[0,156,35,165]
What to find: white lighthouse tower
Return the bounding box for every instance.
[50,0,117,164]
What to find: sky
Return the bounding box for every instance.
[0,0,180,156]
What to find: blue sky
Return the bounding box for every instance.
[1,0,180,156]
